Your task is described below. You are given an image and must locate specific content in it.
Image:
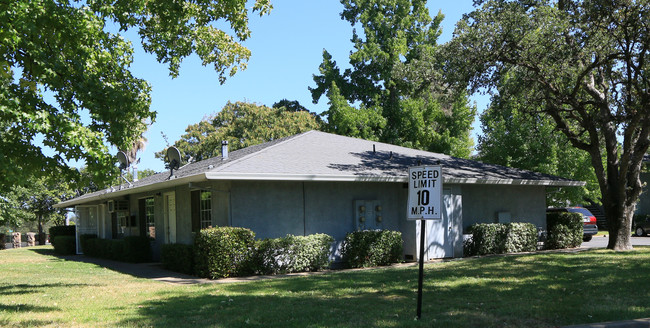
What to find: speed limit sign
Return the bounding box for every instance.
[407,165,442,220]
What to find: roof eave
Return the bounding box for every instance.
[54,173,209,208]
[205,172,585,186]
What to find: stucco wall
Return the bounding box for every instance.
[229,181,406,239]
[461,184,547,232]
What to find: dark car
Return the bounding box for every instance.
[547,207,598,242]
[634,215,650,237]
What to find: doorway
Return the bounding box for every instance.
[163,192,176,243]
[416,189,460,259]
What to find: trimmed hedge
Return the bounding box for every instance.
[53,235,76,255]
[546,212,583,249]
[49,226,75,246]
[194,227,256,279]
[340,230,403,268]
[252,234,334,275]
[464,223,538,256]
[81,235,152,263]
[161,244,195,275]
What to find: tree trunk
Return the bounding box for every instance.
[604,201,634,251]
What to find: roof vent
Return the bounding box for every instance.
[222,140,229,160]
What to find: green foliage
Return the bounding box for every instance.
[450,0,650,249]
[49,225,76,247]
[0,0,270,191]
[341,230,403,268]
[251,234,334,275]
[194,227,256,279]
[322,82,385,141]
[310,0,475,157]
[53,236,76,255]
[546,212,583,250]
[158,101,321,163]
[464,223,538,256]
[81,235,152,263]
[1,175,75,229]
[161,244,195,275]
[477,77,601,206]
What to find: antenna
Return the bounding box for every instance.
[166,146,182,179]
[116,151,132,187]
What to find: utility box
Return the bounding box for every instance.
[354,200,383,231]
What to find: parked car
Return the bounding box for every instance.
[546,207,598,242]
[634,215,650,237]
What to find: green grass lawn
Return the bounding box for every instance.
[1,246,650,327]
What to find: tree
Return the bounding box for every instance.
[477,76,601,206]
[450,0,650,250]
[1,175,75,241]
[158,101,321,162]
[0,0,271,192]
[309,0,475,157]
[272,98,323,124]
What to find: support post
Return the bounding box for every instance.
[417,219,425,320]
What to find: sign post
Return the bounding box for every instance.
[407,165,442,320]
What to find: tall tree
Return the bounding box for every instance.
[158,101,321,163]
[310,0,475,157]
[478,76,601,206]
[0,0,271,192]
[449,0,650,250]
[1,175,75,240]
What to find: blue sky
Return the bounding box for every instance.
[124,0,487,172]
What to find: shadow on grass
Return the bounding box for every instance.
[27,247,201,282]
[0,283,91,296]
[0,303,58,313]
[28,247,57,257]
[119,249,650,328]
[0,319,60,327]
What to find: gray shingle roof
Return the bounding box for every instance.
[56,130,584,207]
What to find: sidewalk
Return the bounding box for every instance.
[563,318,650,328]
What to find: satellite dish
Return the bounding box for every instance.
[117,151,129,170]
[166,146,182,179]
[167,147,181,170]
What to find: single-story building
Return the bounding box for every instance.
[55,130,583,261]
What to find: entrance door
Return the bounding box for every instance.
[164,192,176,243]
[417,189,456,259]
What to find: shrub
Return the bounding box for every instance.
[162,244,195,275]
[79,234,97,254]
[49,226,76,246]
[53,235,76,255]
[464,223,538,256]
[546,212,583,249]
[80,236,151,263]
[122,236,152,263]
[252,234,334,275]
[0,233,5,250]
[194,227,256,279]
[340,230,403,268]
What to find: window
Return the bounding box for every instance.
[200,191,212,229]
[145,197,155,239]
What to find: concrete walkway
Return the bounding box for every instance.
[563,318,650,328]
